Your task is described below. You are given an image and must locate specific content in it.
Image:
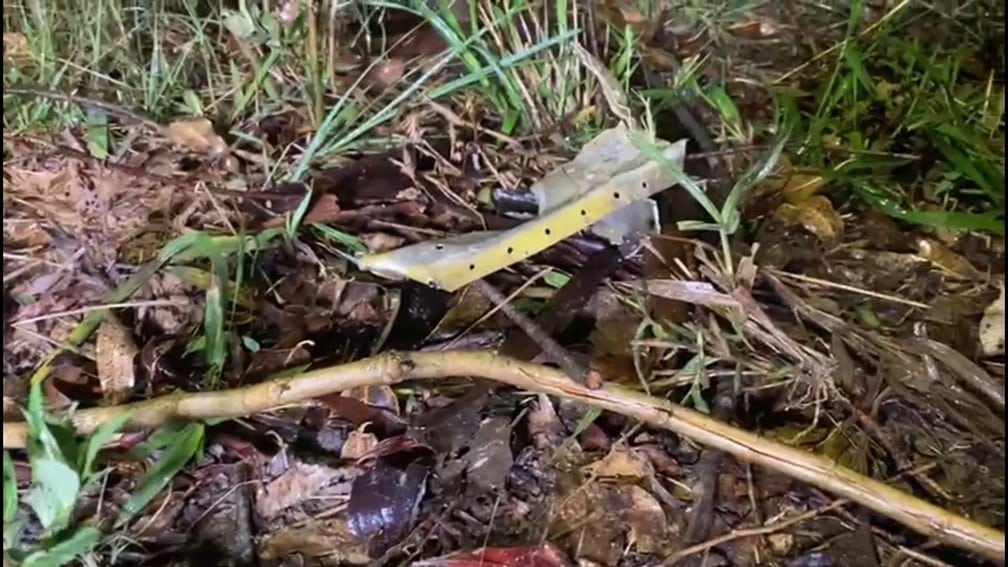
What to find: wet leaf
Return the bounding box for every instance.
[95,313,138,404]
[464,416,513,492]
[347,460,428,556]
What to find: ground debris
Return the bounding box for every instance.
[2,1,1005,566]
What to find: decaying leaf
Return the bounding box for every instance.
[166,117,229,157]
[359,125,687,291]
[95,312,139,404]
[979,280,1005,356]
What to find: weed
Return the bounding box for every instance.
[4,380,202,566]
[780,1,1005,234]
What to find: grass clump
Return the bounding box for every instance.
[779,1,1004,234]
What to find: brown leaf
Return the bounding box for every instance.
[343,384,399,414]
[166,117,229,157]
[95,313,138,404]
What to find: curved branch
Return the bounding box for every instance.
[2,350,1003,562]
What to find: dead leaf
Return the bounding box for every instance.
[775,195,844,241]
[464,416,514,492]
[620,485,668,554]
[166,117,229,157]
[347,461,429,556]
[95,313,138,404]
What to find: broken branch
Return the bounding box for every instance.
[2,350,1003,562]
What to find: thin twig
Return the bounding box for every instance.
[472,279,590,384]
[664,499,850,565]
[771,269,929,309]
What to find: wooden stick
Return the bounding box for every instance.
[2,350,1003,562]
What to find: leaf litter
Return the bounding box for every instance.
[2,2,1005,567]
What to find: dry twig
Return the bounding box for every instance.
[2,350,1003,562]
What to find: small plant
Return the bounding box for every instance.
[4,380,131,566]
[4,380,206,566]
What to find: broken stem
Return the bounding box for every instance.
[1,350,1003,562]
[472,278,589,384]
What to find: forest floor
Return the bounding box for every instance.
[2,2,1005,566]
